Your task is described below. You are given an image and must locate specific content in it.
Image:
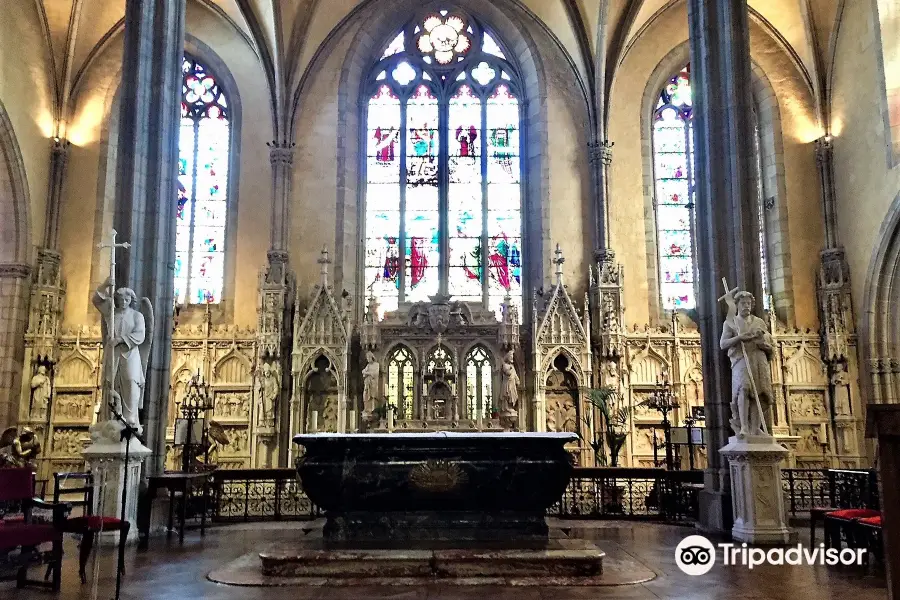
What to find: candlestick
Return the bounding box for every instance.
[310,410,318,433]
[349,410,357,433]
[387,406,394,432]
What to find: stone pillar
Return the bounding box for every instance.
[44,137,70,252]
[112,0,185,474]
[588,139,614,262]
[268,142,294,253]
[83,436,151,542]
[687,0,763,533]
[0,263,30,428]
[866,405,900,600]
[720,435,794,544]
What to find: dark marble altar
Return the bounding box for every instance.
[292,432,577,543]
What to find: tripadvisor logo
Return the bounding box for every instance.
[675,535,866,576]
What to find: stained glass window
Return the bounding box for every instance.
[652,66,695,310]
[176,56,230,304]
[465,346,492,419]
[365,12,522,320]
[651,64,770,311]
[387,346,415,420]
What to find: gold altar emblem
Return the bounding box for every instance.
[409,460,468,492]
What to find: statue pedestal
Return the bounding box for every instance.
[720,435,795,545]
[82,431,151,542]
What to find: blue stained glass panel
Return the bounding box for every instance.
[406,85,439,187]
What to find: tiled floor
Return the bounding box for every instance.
[2,520,888,599]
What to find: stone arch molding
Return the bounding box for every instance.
[638,41,795,325]
[330,0,586,317]
[861,191,900,403]
[0,100,32,265]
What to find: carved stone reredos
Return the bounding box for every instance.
[379,293,492,334]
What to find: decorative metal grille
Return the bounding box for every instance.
[209,468,319,522]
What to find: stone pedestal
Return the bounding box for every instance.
[720,435,795,544]
[82,432,151,542]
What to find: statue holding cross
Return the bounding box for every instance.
[91,229,154,439]
[719,279,773,438]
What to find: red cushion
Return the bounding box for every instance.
[859,516,882,527]
[0,523,60,549]
[62,515,126,532]
[826,509,881,520]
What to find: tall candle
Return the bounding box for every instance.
[349,410,357,433]
[476,409,483,431]
[387,407,394,431]
[310,410,318,433]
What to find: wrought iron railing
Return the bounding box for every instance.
[549,467,703,521]
[781,468,879,517]
[208,468,319,522]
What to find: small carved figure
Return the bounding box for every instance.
[831,363,852,416]
[499,350,519,415]
[362,351,380,416]
[29,365,51,420]
[720,289,774,437]
[0,427,42,469]
[257,362,280,425]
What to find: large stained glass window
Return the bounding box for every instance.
[652,65,769,310]
[176,56,230,304]
[365,11,522,319]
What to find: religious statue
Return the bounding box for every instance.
[499,350,519,415]
[362,351,380,416]
[0,427,42,469]
[91,276,154,436]
[720,288,773,437]
[257,362,280,425]
[831,362,852,416]
[29,365,51,420]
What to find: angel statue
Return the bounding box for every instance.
[0,427,42,469]
[719,283,773,438]
[91,276,154,437]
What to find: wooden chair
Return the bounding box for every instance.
[47,472,130,584]
[0,468,66,591]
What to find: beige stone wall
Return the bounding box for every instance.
[0,1,53,260]
[832,0,900,313]
[607,3,824,328]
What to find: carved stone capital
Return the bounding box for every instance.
[51,137,71,163]
[588,139,614,166]
[0,263,32,279]
[814,136,833,166]
[268,142,295,166]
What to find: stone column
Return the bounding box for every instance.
[0,263,30,428]
[112,0,185,474]
[687,0,764,533]
[588,139,614,263]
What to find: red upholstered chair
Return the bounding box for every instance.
[824,508,882,552]
[48,472,130,584]
[0,468,66,591]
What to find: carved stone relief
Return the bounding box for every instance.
[53,392,93,423]
[789,392,827,419]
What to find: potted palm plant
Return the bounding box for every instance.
[587,386,629,467]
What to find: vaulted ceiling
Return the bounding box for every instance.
[31,0,849,136]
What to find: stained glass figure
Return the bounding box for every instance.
[465,346,492,419]
[364,13,522,320]
[388,346,415,420]
[176,56,230,304]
